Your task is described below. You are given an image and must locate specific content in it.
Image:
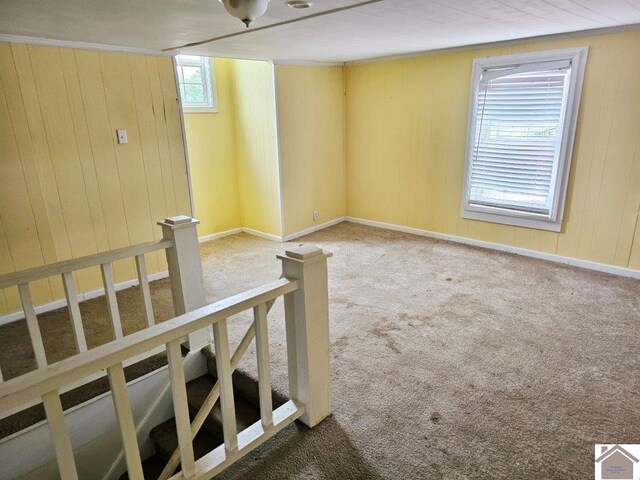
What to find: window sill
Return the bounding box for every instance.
[182,106,219,114]
[461,207,562,232]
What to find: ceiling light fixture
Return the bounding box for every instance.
[286,0,313,8]
[218,0,271,28]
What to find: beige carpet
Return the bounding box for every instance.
[2,222,639,479]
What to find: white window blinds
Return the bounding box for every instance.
[468,60,571,216]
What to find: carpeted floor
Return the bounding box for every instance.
[2,222,639,479]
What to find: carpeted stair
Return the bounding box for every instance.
[120,345,288,479]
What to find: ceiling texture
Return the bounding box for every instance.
[1,0,640,63]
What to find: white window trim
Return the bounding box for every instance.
[461,47,588,232]
[175,55,219,113]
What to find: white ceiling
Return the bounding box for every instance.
[1,0,640,63]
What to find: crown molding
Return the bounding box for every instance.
[346,23,640,66]
[0,34,172,56]
[273,59,345,67]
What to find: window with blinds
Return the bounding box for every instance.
[462,48,588,232]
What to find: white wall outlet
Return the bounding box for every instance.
[313,211,319,222]
[116,129,128,144]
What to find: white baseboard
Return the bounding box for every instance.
[345,216,640,279]
[199,220,346,244]
[0,271,169,326]
[283,217,346,242]
[241,227,283,242]
[200,227,282,243]
[198,227,243,244]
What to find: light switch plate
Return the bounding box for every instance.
[116,129,128,144]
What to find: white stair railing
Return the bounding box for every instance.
[157,294,278,479]
[0,244,333,480]
[0,216,210,417]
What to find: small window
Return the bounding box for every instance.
[462,48,588,231]
[175,55,217,112]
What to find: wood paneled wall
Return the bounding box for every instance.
[3,30,637,314]
[183,58,242,237]
[0,42,191,314]
[275,65,346,236]
[346,30,640,270]
[231,60,281,237]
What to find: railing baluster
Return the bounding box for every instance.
[166,339,195,477]
[101,262,124,340]
[134,254,154,328]
[213,318,238,452]
[61,272,87,353]
[107,363,144,480]
[254,302,273,428]
[18,283,48,368]
[42,390,79,480]
[283,291,299,400]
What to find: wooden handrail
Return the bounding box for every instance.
[0,239,174,289]
[0,278,299,414]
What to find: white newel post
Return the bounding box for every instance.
[159,215,212,350]
[277,245,333,428]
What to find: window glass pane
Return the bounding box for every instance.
[182,66,203,84]
[184,83,205,104]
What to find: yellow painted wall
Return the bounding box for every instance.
[183,58,242,236]
[275,65,347,236]
[4,30,636,317]
[231,60,282,237]
[345,30,640,270]
[0,42,191,314]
